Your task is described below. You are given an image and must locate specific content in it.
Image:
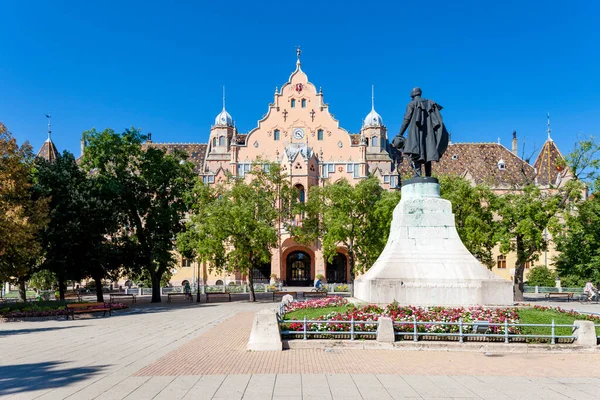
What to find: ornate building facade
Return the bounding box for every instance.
[38,51,572,287]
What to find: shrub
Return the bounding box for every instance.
[558,275,587,288]
[526,266,556,287]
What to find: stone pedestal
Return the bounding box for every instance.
[247,309,282,351]
[354,178,513,306]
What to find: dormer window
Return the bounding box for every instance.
[451,154,458,160]
[301,99,306,108]
[291,99,296,108]
[497,159,506,170]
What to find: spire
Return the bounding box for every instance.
[45,113,51,141]
[296,46,302,66]
[371,84,375,111]
[222,86,226,110]
[547,112,552,141]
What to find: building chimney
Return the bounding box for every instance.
[147,132,153,143]
[80,138,85,157]
[511,130,518,155]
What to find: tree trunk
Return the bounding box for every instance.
[94,275,104,303]
[18,279,27,302]
[248,270,256,302]
[513,235,526,302]
[348,246,356,297]
[150,269,162,303]
[58,279,66,301]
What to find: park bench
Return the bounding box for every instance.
[167,293,193,303]
[63,292,82,302]
[272,291,298,301]
[205,292,231,303]
[109,293,136,303]
[303,291,328,299]
[545,292,574,301]
[66,302,112,320]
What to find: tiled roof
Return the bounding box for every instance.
[37,138,59,162]
[142,142,207,173]
[533,140,565,186]
[397,143,537,187]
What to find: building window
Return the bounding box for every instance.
[208,175,214,183]
[498,159,506,170]
[237,163,250,177]
[212,137,217,147]
[262,164,270,173]
[372,137,379,147]
[328,164,334,173]
[317,129,323,141]
[301,99,306,108]
[182,258,191,268]
[353,164,359,178]
[525,261,531,269]
[346,163,354,173]
[274,129,280,141]
[497,255,507,269]
[296,184,305,203]
[219,136,225,146]
[384,175,390,184]
[390,176,397,187]
[291,99,296,108]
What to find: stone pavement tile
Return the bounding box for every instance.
[326,374,362,400]
[376,374,421,399]
[95,376,151,400]
[449,376,509,400]
[301,374,333,399]
[242,374,276,399]
[273,374,302,398]
[212,374,251,400]
[428,376,479,398]
[124,376,176,399]
[183,375,226,400]
[351,374,393,400]
[153,375,201,399]
[541,383,596,399]
[475,377,570,400]
[561,383,600,397]
[402,376,447,398]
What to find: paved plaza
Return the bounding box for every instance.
[1,298,600,399]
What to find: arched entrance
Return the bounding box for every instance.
[326,253,347,283]
[287,251,311,286]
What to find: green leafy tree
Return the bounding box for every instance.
[28,270,57,291]
[82,128,195,302]
[495,184,561,301]
[36,151,122,301]
[179,162,295,301]
[553,196,600,282]
[439,175,498,268]
[294,176,395,290]
[525,265,556,287]
[0,123,49,301]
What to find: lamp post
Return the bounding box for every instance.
[196,260,201,302]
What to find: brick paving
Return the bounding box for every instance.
[136,311,600,377]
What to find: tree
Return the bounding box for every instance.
[294,176,396,290]
[82,128,195,302]
[36,151,122,301]
[495,184,561,301]
[553,196,600,283]
[525,265,556,287]
[179,162,295,302]
[0,123,49,301]
[439,175,498,268]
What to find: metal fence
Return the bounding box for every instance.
[279,316,581,344]
[524,286,584,294]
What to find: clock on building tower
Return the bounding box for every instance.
[293,128,305,140]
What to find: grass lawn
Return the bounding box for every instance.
[3,291,37,299]
[518,308,600,336]
[283,305,351,321]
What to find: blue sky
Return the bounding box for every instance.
[1,0,598,161]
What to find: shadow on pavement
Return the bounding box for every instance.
[0,361,107,396]
[0,325,85,337]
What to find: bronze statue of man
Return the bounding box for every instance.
[391,87,449,177]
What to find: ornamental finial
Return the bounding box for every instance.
[296,46,301,65]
